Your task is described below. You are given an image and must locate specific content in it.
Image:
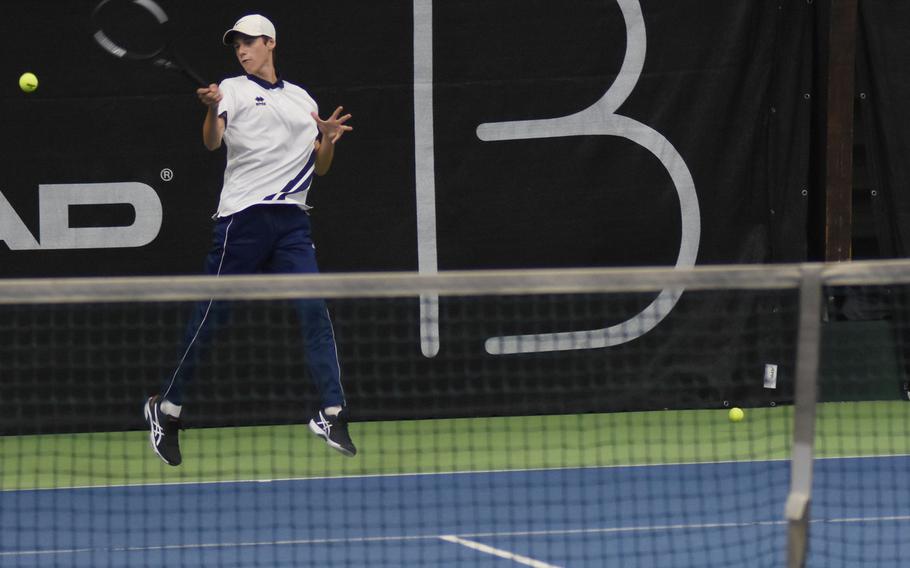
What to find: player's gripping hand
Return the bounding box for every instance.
[196,84,222,107]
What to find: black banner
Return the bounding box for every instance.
[1,1,848,432]
[2,1,816,274]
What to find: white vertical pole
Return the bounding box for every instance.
[786,264,823,568]
[413,0,440,358]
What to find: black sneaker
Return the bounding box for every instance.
[308,409,357,457]
[903,381,910,402]
[143,396,182,466]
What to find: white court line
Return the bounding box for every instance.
[4,459,763,493]
[3,515,909,558]
[439,535,561,568]
[827,515,910,524]
[5,453,907,494]
[1,547,94,558]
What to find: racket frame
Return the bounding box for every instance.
[91,0,207,86]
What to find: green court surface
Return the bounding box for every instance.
[2,401,907,491]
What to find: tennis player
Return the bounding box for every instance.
[144,14,355,466]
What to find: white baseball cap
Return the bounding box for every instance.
[222,14,276,45]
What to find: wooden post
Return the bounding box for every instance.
[824,0,859,261]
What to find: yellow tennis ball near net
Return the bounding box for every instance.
[19,72,38,93]
[728,407,745,423]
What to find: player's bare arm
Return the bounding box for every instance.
[198,84,226,150]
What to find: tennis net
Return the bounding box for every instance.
[0,261,907,567]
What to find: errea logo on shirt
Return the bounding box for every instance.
[255,96,266,106]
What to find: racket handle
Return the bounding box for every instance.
[154,58,208,87]
[173,51,208,87]
[181,66,208,87]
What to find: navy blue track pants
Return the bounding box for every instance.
[160,204,345,409]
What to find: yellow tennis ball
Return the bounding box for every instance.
[19,72,38,93]
[728,407,745,423]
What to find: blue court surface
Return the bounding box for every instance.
[2,456,907,567]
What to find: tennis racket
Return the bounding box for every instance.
[91,0,207,87]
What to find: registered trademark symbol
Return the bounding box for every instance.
[160,168,174,182]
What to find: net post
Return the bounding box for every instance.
[786,264,823,568]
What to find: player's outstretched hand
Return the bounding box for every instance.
[196,84,222,107]
[312,106,353,144]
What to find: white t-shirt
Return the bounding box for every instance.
[215,75,319,217]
